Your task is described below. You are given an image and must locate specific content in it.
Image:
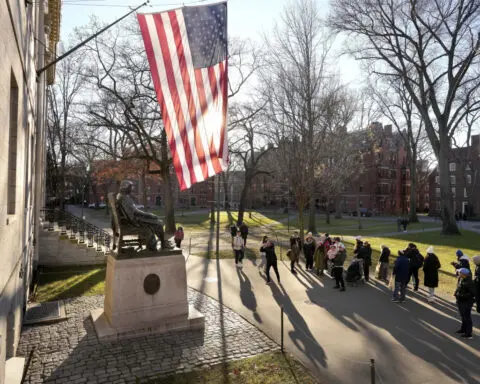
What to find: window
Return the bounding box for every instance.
[450,175,456,185]
[451,187,456,197]
[467,175,472,184]
[8,72,19,214]
[465,164,471,171]
[436,201,441,211]
[435,187,440,197]
[435,175,439,184]
[449,163,456,172]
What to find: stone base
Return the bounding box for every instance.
[90,305,205,342]
[5,357,25,384]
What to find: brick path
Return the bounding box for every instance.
[18,288,278,384]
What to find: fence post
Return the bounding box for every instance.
[281,306,284,353]
[370,358,376,384]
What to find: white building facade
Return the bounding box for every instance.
[0,0,60,382]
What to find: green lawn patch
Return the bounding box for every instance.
[34,266,106,302]
[142,352,318,384]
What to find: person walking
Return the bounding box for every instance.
[454,268,476,339]
[472,255,480,313]
[303,233,316,271]
[405,243,424,291]
[230,224,238,245]
[423,246,441,302]
[260,236,280,284]
[239,222,249,246]
[377,245,390,283]
[392,250,409,303]
[362,241,373,282]
[232,231,245,267]
[287,240,300,274]
[332,243,347,291]
[290,231,302,268]
[173,226,184,248]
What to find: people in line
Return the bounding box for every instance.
[405,243,424,291]
[303,232,316,271]
[332,242,347,291]
[233,231,245,267]
[174,226,184,248]
[452,250,470,271]
[377,245,390,283]
[287,239,300,274]
[260,235,280,284]
[313,236,326,276]
[239,222,249,246]
[423,246,441,302]
[454,268,476,339]
[290,231,302,268]
[392,250,409,303]
[362,241,372,282]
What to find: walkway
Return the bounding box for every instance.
[186,255,480,384]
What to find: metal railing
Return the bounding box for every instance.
[40,208,112,253]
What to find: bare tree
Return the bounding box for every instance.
[330,0,480,234]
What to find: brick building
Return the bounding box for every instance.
[0,0,61,382]
[428,134,480,218]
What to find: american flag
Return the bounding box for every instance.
[137,2,228,191]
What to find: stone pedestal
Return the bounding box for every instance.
[90,250,204,341]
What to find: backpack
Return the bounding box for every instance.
[411,252,424,269]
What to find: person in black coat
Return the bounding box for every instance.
[423,246,441,302]
[239,222,249,246]
[405,243,424,291]
[454,268,476,339]
[378,245,390,283]
[303,233,316,271]
[260,236,280,284]
[473,255,480,313]
[362,241,372,282]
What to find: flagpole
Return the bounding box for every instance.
[216,174,221,259]
[36,1,150,77]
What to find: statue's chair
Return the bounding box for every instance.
[108,192,155,252]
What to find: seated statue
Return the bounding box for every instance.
[116,180,171,250]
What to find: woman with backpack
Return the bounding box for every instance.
[405,243,424,291]
[423,246,441,302]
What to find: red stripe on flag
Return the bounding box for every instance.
[169,12,209,181]
[218,60,228,164]
[153,13,198,186]
[194,69,223,175]
[137,14,186,189]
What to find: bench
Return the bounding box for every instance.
[108,192,154,252]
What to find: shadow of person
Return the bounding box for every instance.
[236,268,262,323]
[268,281,328,370]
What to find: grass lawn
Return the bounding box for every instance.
[338,229,480,294]
[34,266,106,302]
[142,352,318,384]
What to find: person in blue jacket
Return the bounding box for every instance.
[392,250,410,303]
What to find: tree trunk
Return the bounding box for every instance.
[308,194,316,232]
[438,135,460,235]
[409,154,418,223]
[356,191,362,230]
[237,178,250,225]
[221,173,230,211]
[334,197,342,219]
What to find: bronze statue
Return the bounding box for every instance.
[116,180,170,250]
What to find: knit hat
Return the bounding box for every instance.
[426,246,434,254]
[457,268,470,276]
[355,236,362,240]
[456,250,463,257]
[307,232,313,238]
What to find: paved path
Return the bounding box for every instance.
[18,288,278,384]
[186,255,480,384]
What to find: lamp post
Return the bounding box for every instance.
[81,164,90,220]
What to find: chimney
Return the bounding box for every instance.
[384,125,393,136]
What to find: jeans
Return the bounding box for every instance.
[266,259,280,282]
[408,268,420,290]
[234,249,244,264]
[393,281,407,301]
[457,301,473,336]
[333,267,345,288]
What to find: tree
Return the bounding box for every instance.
[46,54,85,208]
[262,0,335,236]
[330,0,480,234]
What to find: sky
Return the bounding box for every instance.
[59,0,362,86]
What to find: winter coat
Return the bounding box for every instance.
[364,245,372,266]
[233,236,244,251]
[332,250,347,268]
[288,243,300,261]
[393,254,410,283]
[260,242,277,263]
[406,248,424,270]
[454,275,476,303]
[379,247,390,263]
[423,253,441,288]
[473,255,480,312]
[453,255,471,271]
[239,223,249,236]
[303,240,316,258]
[174,230,184,241]
[290,235,301,249]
